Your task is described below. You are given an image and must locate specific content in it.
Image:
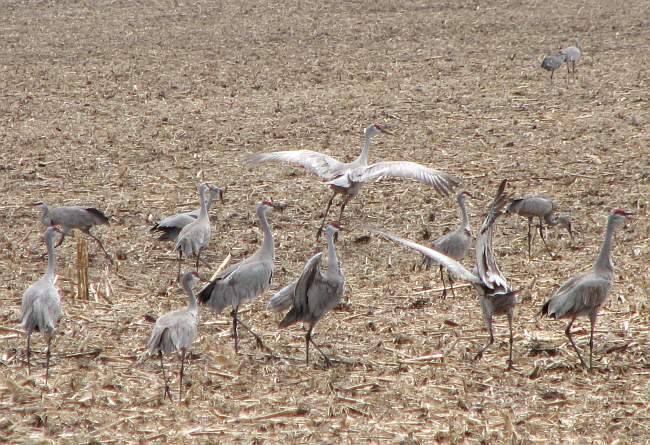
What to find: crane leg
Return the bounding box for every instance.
[84,230,113,264]
[26,333,31,374]
[538,220,552,254]
[316,192,336,240]
[589,315,596,371]
[177,251,183,282]
[231,309,239,354]
[159,351,172,401]
[506,310,514,369]
[179,350,185,401]
[565,317,588,369]
[195,248,202,274]
[233,313,267,351]
[527,219,533,258]
[306,327,332,367]
[474,305,494,361]
[45,335,52,387]
[447,272,456,299]
[439,265,447,299]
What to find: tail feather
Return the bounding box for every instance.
[150,225,179,241]
[84,208,110,225]
[540,299,552,317]
[197,281,216,305]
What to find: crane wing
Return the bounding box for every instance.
[266,281,297,312]
[346,161,461,196]
[246,150,347,181]
[543,273,612,319]
[475,179,510,290]
[369,228,480,284]
[294,252,324,310]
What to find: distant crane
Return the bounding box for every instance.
[561,37,582,82]
[151,185,224,242]
[174,184,213,279]
[421,191,473,298]
[541,209,632,370]
[21,227,62,385]
[33,202,112,262]
[506,196,572,257]
[198,201,276,353]
[247,124,461,238]
[371,180,518,368]
[147,271,200,401]
[267,222,345,366]
[541,53,567,84]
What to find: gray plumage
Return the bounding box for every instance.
[147,271,200,400]
[371,180,518,367]
[21,227,62,384]
[151,185,224,242]
[422,191,473,298]
[34,202,112,262]
[506,195,572,257]
[541,209,631,370]
[541,53,567,83]
[198,201,276,353]
[174,184,212,278]
[247,124,461,238]
[270,223,345,365]
[561,37,582,82]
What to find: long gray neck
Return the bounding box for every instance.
[594,216,617,273]
[198,188,208,220]
[326,227,340,274]
[39,204,50,225]
[458,195,470,231]
[357,132,373,166]
[257,207,274,259]
[183,279,198,311]
[45,231,57,281]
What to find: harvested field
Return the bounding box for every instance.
[1,0,649,442]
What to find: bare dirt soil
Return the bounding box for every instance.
[1,0,649,442]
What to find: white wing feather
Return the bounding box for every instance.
[246,150,347,181]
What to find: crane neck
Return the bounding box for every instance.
[44,230,57,281]
[544,213,559,226]
[326,227,340,273]
[458,195,470,231]
[594,216,617,274]
[198,187,209,220]
[183,279,198,311]
[357,133,373,166]
[257,206,275,259]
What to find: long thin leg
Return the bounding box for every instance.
[527,218,533,258]
[305,328,310,365]
[439,265,447,299]
[507,310,514,369]
[565,317,588,369]
[474,302,494,361]
[195,248,201,273]
[179,350,185,401]
[232,308,239,354]
[589,315,596,371]
[572,61,577,81]
[177,250,182,282]
[538,219,552,254]
[84,230,113,263]
[306,327,332,367]
[233,313,266,350]
[159,351,172,401]
[447,272,456,298]
[45,336,52,387]
[26,333,31,374]
[316,192,336,240]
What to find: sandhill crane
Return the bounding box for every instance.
[198,200,276,353]
[147,271,200,401]
[151,185,224,242]
[174,184,212,279]
[561,37,582,81]
[33,202,112,263]
[21,227,62,385]
[541,209,632,370]
[267,222,345,366]
[506,196,572,258]
[421,191,473,298]
[246,124,461,238]
[541,53,567,84]
[371,180,518,368]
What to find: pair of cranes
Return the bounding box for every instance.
[541,37,582,84]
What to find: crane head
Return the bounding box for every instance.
[208,184,225,203]
[261,199,274,208]
[365,123,393,138]
[612,209,633,217]
[329,221,343,231]
[459,191,474,199]
[556,215,573,239]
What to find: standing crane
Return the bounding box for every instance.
[371,180,518,368]
[21,227,62,385]
[421,191,473,298]
[267,222,345,366]
[541,209,632,370]
[147,271,200,401]
[541,53,567,84]
[151,185,224,242]
[246,124,461,238]
[198,201,276,353]
[33,202,112,263]
[174,184,213,280]
[506,196,572,258]
[561,37,582,82]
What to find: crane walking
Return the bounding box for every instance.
[267,222,345,366]
[506,196,572,257]
[541,209,632,370]
[541,53,567,84]
[371,180,518,368]
[174,184,213,280]
[561,37,582,82]
[151,185,224,242]
[247,124,461,238]
[421,191,473,298]
[21,227,62,385]
[147,271,200,401]
[33,202,112,262]
[198,201,276,353]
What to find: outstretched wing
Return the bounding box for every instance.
[369,228,480,284]
[475,179,510,290]
[347,161,461,196]
[246,150,347,181]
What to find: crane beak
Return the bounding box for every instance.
[379,125,394,135]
